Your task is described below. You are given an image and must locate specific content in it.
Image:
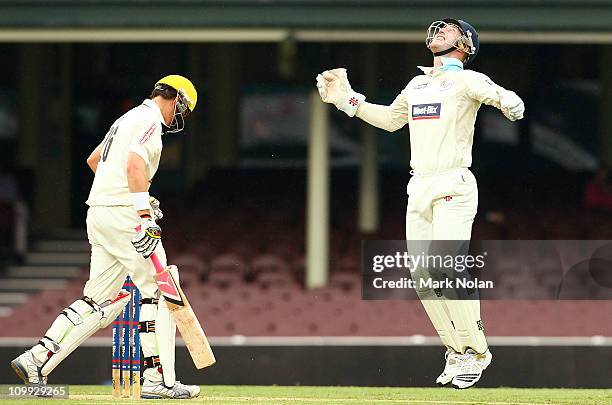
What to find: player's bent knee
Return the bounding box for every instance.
[99,293,132,328]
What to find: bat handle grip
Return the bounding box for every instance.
[150,253,165,272]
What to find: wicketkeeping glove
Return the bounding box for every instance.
[131,216,161,258]
[149,196,163,221]
[500,90,525,121]
[316,68,365,117]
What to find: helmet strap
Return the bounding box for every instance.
[433,47,456,57]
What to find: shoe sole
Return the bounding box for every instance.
[141,394,163,399]
[10,360,28,385]
[453,381,478,390]
[140,394,194,400]
[452,375,482,389]
[452,379,480,390]
[436,378,453,387]
[141,392,196,400]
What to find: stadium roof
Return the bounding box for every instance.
[1,0,612,42]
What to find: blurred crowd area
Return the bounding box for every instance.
[5,279,611,337]
[3,166,612,272]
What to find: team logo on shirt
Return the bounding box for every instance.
[439,80,454,91]
[138,123,157,144]
[412,103,441,120]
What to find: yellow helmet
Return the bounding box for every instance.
[155,75,198,112]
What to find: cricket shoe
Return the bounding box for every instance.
[435,348,464,386]
[10,350,47,386]
[451,349,493,389]
[141,379,200,399]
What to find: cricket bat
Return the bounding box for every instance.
[149,252,216,369]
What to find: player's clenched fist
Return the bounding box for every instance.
[499,90,525,121]
[315,68,365,117]
[132,215,161,258]
[315,68,348,105]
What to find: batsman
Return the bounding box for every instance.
[317,19,524,388]
[11,75,203,399]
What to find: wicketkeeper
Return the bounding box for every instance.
[316,19,524,388]
[11,75,201,399]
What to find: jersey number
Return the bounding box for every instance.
[101,125,118,162]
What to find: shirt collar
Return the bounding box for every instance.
[418,57,464,75]
[142,99,166,125]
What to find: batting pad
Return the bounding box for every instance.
[140,300,161,382]
[140,292,177,387]
[38,298,111,376]
[420,299,462,353]
[156,297,177,386]
[446,299,488,354]
[155,264,180,386]
[100,291,132,328]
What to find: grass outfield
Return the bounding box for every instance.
[3,385,612,404]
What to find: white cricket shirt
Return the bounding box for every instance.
[356,58,507,174]
[86,99,164,206]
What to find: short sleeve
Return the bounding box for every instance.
[128,121,160,167]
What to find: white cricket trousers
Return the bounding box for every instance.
[406,167,477,241]
[405,168,488,354]
[84,206,165,302]
[85,206,180,385]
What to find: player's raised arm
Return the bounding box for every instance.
[315,68,409,132]
[465,72,525,121]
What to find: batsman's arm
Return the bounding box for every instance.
[86,143,103,174]
[127,152,151,217]
[355,92,410,132]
